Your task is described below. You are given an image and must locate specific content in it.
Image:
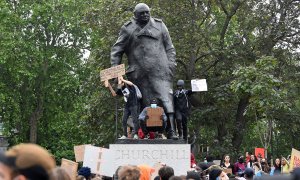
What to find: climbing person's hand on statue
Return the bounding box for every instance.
[119,76,134,86]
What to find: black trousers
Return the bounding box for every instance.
[122,105,139,136]
[175,110,188,139]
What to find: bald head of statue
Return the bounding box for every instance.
[134,3,150,25]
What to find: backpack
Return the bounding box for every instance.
[133,84,142,99]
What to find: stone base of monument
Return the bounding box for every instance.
[107,139,190,176]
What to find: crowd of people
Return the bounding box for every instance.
[1,143,300,180]
[107,153,300,180]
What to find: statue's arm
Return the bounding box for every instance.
[161,22,176,65]
[111,26,129,66]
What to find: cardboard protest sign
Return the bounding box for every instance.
[83,145,114,177]
[99,64,125,96]
[255,148,265,158]
[74,144,91,162]
[61,158,78,180]
[191,79,207,92]
[146,107,163,127]
[289,148,300,171]
[223,168,233,175]
[151,162,165,180]
[213,160,221,166]
[100,64,125,82]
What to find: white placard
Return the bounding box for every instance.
[83,145,114,177]
[191,79,207,92]
[109,144,190,176]
[213,160,221,166]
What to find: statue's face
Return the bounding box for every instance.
[134,4,150,24]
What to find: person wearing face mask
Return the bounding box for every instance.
[138,99,167,139]
[233,156,246,177]
[173,79,193,140]
[111,3,178,140]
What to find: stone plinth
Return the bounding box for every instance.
[108,140,190,176]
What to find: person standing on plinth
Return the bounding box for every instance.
[110,3,178,139]
[116,77,142,139]
[174,80,193,140]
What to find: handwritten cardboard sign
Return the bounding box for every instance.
[290,148,300,171]
[61,158,78,180]
[100,64,125,81]
[146,107,163,127]
[74,144,91,162]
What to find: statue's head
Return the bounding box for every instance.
[134,3,150,24]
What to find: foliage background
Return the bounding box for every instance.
[0,0,299,163]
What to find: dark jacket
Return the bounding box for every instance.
[116,85,138,108]
[174,89,193,113]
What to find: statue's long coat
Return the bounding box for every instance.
[111,17,176,113]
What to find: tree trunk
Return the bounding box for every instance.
[232,94,250,153]
[29,97,43,143]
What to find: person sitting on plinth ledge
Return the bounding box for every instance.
[138,99,167,139]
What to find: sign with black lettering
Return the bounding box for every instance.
[100,64,125,81]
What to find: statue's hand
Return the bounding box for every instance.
[167,62,176,77]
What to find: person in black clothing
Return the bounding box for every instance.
[174,79,193,140]
[116,77,142,139]
[220,155,234,176]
